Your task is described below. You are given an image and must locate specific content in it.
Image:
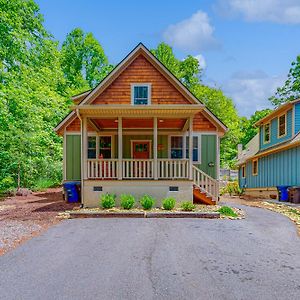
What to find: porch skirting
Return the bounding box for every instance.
[83,180,193,208]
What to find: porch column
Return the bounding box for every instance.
[188,116,193,180]
[82,116,88,180]
[153,117,158,180]
[118,116,123,180]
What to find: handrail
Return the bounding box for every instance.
[192,165,219,202]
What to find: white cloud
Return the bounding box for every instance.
[216,0,300,24]
[163,11,219,52]
[194,54,206,69]
[221,70,285,117]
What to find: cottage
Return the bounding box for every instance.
[55,43,227,207]
[237,99,300,198]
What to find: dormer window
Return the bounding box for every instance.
[263,123,270,143]
[278,113,286,137]
[131,84,151,105]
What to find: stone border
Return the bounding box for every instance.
[69,211,220,219]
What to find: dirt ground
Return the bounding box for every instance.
[0,188,79,255]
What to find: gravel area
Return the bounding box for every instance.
[0,188,79,255]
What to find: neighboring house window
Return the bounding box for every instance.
[242,165,246,178]
[170,136,183,159]
[88,136,96,159]
[263,123,270,143]
[132,84,151,105]
[252,159,258,176]
[278,113,286,137]
[186,136,201,162]
[99,136,112,158]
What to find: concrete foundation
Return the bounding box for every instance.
[83,180,193,208]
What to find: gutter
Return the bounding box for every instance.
[76,109,84,207]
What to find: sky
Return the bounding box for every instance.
[36,0,300,117]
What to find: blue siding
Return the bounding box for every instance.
[239,146,300,188]
[295,103,300,134]
[260,109,293,151]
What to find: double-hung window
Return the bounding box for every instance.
[88,136,96,159]
[99,136,112,158]
[170,135,201,162]
[132,84,150,105]
[186,136,201,162]
[263,123,270,143]
[252,159,258,176]
[278,114,286,137]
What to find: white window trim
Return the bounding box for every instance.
[278,112,287,138]
[87,134,114,159]
[168,133,202,164]
[263,122,271,144]
[131,83,151,105]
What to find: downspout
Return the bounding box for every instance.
[76,109,84,207]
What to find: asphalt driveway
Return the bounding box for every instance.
[0,205,300,300]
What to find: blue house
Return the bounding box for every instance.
[237,99,300,198]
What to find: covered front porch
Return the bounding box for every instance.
[78,105,201,181]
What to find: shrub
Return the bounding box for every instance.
[140,194,155,210]
[180,201,195,211]
[0,176,15,194]
[162,197,176,210]
[120,194,135,210]
[101,193,116,209]
[218,206,237,217]
[220,181,242,196]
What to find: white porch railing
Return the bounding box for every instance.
[157,159,189,179]
[122,159,154,179]
[87,159,118,179]
[192,165,219,201]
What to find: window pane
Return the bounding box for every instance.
[88,149,96,159]
[99,136,112,158]
[88,136,96,148]
[264,124,270,142]
[134,86,148,105]
[171,149,182,159]
[186,136,199,161]
[171,136,183,148]
[279,115,286,136]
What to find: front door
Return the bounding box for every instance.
[132,141,150,159]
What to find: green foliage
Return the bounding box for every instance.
[139,194,155,210]
[0,176,15,193]
[269,55,300,106]
[220,181,242,196]
[180,201,195,211]
[162,197,176,210]
[61,28,113,91]
[101,193,116,209]
[218,206,238,217]
[31,178,60,192]
[120,194,135,210]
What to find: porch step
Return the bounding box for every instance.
[193,187,216,206]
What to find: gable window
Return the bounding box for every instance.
[252,159,258,176]
[132,84,151,105]
[263,123,270,143]
[170,136,183,159]
[88,136,96,159]
[242,165,246,178]
[278,113,286,137]
[186,136,201,163]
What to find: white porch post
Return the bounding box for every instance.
[118,116,123,180]
[82,116,88,180]
[153,117,158,180]
[188,116,193,180]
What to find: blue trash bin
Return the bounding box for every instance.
[63,182,80,202]
[277,186,290,201]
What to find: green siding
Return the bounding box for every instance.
[66,135,81,180]
[196,135,217,179]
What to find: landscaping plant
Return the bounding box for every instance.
[218,206,237,217]
[162,197,176,210]
[120,194,135,210]
[180,201,195,211]
[101,193,116,209]
[139,194,155,210]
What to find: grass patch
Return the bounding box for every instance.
[31,178,59,192]
[218,206,238,217]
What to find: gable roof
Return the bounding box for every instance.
[255,98,300,126]
[55,43,227,133]
[237,134,260,165]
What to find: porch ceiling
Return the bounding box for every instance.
[91,118,187,130]
[73,104,203,118]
